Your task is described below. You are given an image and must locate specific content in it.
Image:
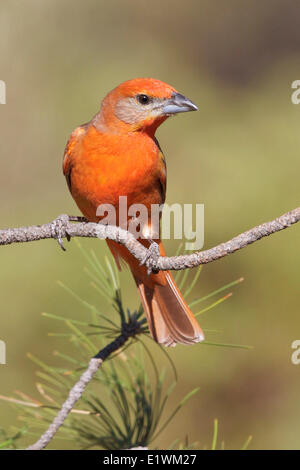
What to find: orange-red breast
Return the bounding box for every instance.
[63,78,204,346]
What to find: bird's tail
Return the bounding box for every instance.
[107,238,204,347]
[132,269,204,347]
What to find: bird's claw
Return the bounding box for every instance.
[141,240,160,275]
[50,214,70,251]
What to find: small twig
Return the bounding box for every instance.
[0,208,299,272]
[26,318,142,450]
[26,358,102,450]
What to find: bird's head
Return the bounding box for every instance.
[94,78,198,135]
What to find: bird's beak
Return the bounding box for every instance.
[162,92,198,115]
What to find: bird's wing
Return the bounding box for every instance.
[63,125,87,192]
[154,137,167,204]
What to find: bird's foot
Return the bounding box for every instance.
[50,214,71,251]
[141,240,160,275]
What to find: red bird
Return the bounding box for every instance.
[63,78,204,346]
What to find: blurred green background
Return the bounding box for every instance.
[0,0,299,449]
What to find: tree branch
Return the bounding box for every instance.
[27,357,102,450]
[1,208,299,272]
[2,207,296,450]
[27,317,142,450]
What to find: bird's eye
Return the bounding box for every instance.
[137,94,150,105]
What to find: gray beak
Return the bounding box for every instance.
[162,92,198,115]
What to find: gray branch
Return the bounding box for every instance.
[27,357,102,450]
[5,207,297,450]
[27,322,141,450]
[1,208,299,273]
